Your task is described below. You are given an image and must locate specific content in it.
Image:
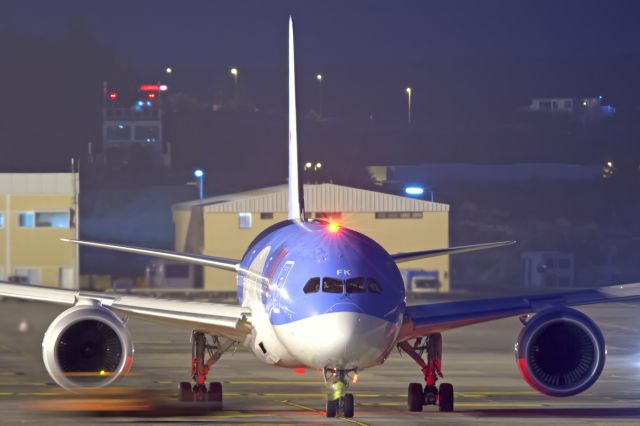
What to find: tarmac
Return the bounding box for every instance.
[1,296,640,425]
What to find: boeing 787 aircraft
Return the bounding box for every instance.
[2,17,640,418]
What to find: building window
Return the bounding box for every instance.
[315,212,342,219]
[260,212,274,220]
[134,125,160,143]
[19,211,70,228]
[13,267,40,284]
[106,124,131,141]
[375,212,423,219]
[0,213,3,228]
[19,212,35,228]
[239,212,252,229]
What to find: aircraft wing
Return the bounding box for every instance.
[391,240,515,263]
[61,239,239,272]
[398,283,640,341]
[0,282,251,341]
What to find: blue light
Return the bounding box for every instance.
[194,169,204,178]
[146,101,152,107]
[117,124,124,129]
[137,101,144,107]
[405,186,425,196]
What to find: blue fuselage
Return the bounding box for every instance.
[236,220,406,369]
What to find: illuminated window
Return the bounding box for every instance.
[322,278,343,294]
[239,212,252,229]
[0,213,3,228]
[19,211,69,228]
[303,277,320,294]
[19,212,35,228]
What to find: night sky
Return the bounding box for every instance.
[5,1,640,69]
[2,1,640,182]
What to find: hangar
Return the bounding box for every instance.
[0,173,79,288]
[171,183,450,292]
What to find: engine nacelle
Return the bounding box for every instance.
[42,302,134,389]
[515,308,605,397]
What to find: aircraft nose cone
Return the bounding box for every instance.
[274,311,400,370]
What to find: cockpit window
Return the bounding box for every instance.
[322,278,344,293]
[367,278,383,294]
[346,277,367,293]
[303,277,321,294]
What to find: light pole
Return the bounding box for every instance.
[406,87,412,124]
[194,169,204,200]
[230,68,238,101]
[316,74,323,118]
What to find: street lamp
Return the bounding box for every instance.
[316,74,323,118]
[194,169,204,200]
[230,68,238,100]
[165,67,173,75]
[406,87,412,124]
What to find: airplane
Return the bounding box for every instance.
[2,16,640,419]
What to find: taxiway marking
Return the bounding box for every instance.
[281,400,369,426]
[227,380,325,385]
[358,401,545,408]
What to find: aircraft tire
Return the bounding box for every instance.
[343,393,354,418]
[326,398,338,417]
[208,381,223,403]
[178,381,193,402]
[408,382,423,412]
[438,383,454,412]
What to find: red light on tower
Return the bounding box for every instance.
[147,92,157,100]
[139,84,160,92]
[107,92,118,101]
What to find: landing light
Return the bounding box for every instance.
[327,222,340,233]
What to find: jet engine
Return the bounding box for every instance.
[42,302,134,389]
[515,308,605,397]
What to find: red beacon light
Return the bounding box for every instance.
[147,92,157,99]
[327,222,340,233]
[107,92,118,101]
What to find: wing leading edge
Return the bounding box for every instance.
[0,282,251,341]
[61,239,239,272]
[391,240,515,263]
[399,283,640,341]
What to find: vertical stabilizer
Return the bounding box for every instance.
[288,16,304,220]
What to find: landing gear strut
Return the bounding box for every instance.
[323,368,356,418]
[178,331,233,405]
[399,333,454,412]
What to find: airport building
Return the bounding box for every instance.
[170,183,450,292]
[0,173,79,288]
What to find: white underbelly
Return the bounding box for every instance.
[273,312,400,370]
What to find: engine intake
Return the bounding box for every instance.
[42,302,134,389]
[515,308,605,397]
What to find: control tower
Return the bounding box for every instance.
[100,83,171,168]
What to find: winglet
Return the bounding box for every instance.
[288,16,304,220]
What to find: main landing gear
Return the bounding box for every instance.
[178,331,233,405]
[324,368,356,418]
[399,333,454,412]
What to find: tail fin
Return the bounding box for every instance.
[288,16,305,220]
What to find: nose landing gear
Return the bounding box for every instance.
[324,368,356,418]
[178,331,233,405]
[399,333,454,412]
